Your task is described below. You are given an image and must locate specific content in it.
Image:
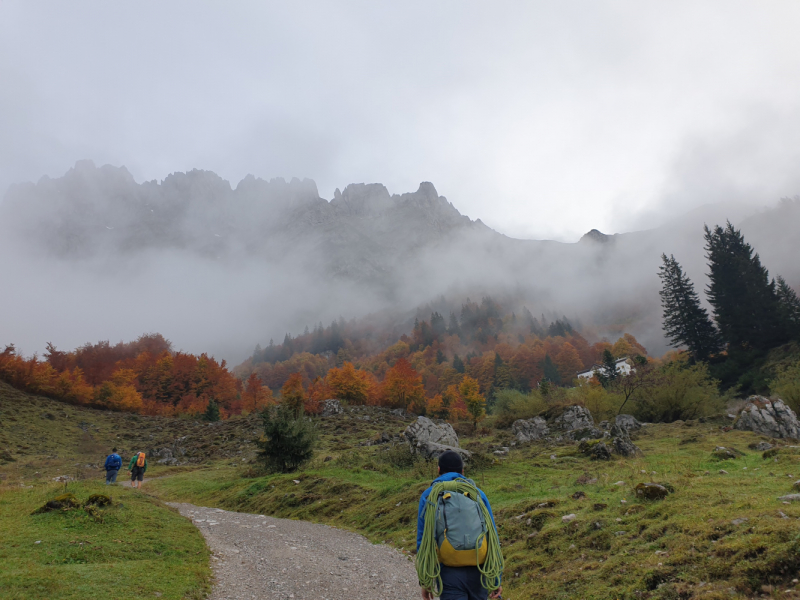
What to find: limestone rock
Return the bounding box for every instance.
[579,440,611,461]
[749,441,773,451]
[634,483,669,500]
[609,424,642,457]
[511,417,549,442]
[551,405,594,432]
[735,397,800,439]
[777,494,800,502]
[404,416,459,447]
[321,399,343,417]
[615,414,643,432]
[404,416,466,460]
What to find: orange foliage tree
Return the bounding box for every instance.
[382,358,425,412]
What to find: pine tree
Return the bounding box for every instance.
[704,223,788,351]
[658,254,721,361]
[596,350,618,388]
[452,354,465,374]
[777,276,800,340]
[435,349,446,364]
[447,312,461,336]
[541,354,561,385]
[257,404,317,472]
[203,398,221,422]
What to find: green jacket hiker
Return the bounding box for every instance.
[128,452,147,488]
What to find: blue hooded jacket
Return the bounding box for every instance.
[416,471,497,552]
[104,453,122,471]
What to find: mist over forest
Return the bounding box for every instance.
[1,159,799,365]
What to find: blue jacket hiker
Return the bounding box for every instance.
[104,448,122,485]
[416,450,502,600]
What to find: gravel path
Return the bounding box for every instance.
[168,502,420,600]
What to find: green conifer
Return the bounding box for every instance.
[658,253,721,360]
[704,223,788,350]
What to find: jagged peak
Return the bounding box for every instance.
[580,229,614,244]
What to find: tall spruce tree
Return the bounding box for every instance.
[658,253,721,360]
[542,354,561,385]
[704,223,788,351]
[777,276,800,340]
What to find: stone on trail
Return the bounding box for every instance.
[634,483,669,500]
[735,397,800,439]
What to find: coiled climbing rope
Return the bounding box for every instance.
[415,478,504,596]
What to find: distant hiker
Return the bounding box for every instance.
[104,447,122,484]
[128,451,147,489]
[416,450,503,600]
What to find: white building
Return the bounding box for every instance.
[577,357,635,381]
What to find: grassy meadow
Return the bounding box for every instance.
[4,381,800,599]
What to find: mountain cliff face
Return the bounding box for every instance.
[2,160,799,360]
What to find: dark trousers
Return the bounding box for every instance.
[105,469,119,484]
[439,565,489,600]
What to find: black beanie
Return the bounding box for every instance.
[438,450,463,475]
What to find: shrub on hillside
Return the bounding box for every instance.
[493,389,547,428]
[256,404,317,472]
[771,358,800,413]
[632,358,723,422]
[566,380,621,421]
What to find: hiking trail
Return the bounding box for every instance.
[168,502,419,600]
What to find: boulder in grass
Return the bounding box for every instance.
[551,405,594,433]
[777,494,800,502]
[511,417,549,442]
[615,414,643,433]
[610,424,643,457]
[735,397,800,439]
[711,446,744,461]
[634,483,670,500]
[404,416,459,448]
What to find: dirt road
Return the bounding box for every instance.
[168,502,420,600]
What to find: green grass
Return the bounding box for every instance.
[149,420,800,599]
[0,480,210,600]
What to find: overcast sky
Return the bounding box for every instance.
[3,1,800,241]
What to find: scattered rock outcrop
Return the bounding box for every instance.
[735,397,800,439]
[511,417,549,442]
[552,406,594,433]
[512,406,642,456]
[404,416,470,461]
[321,399,343,417]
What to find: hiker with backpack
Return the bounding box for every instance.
[128,451,147,489]
[416,450,503,600]
[104,447,122,484]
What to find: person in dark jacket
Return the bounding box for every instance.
[104,448,122,484]
[128,451,148,489]
[417,450,502,600]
